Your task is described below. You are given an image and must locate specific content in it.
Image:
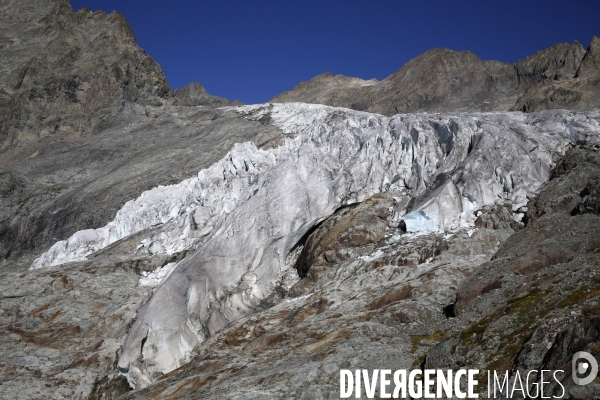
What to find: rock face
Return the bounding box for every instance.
[0,259,152,399]
[0,0,171,150]
[272,40,600,114]
[527,145,600,220]
[423,147,600,398]
[270,72,380,111]
[515,41,585,86]
[0,106,281,264]
[577,36,600,78]
[290,192,394,297]
[512,36,600,113]
[173,82,242,107]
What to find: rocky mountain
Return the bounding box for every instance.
[173,82,242,107]
[0,0,278,264]
[0,0,171,151]
[272,39,600,114]
[2,1,600,399]
[513,37,600,112]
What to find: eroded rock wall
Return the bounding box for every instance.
[0,0,171,150]
[423,146,600,398]
[272,40,600,115]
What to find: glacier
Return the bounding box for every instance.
[403,210,437,233]
[29,103,600,388]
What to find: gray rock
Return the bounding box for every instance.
[474,203,522,230]
[291,192,395,297]
[527,146,600,222]
[272,40,600,115]
[173,82,243,107]
[417,146,600,397]
[576,36,600,79]
[0,106,281,262]
[0,259,152,399]
[511,37,600,112]
[0,0,171,150]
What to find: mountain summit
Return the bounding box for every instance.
[272,39,600,114]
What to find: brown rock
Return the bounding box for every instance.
[511,39,600,112]
[367,285,413,310]
[0,260,153,399]
[290,193,393,296]
[272,40,598,115]
[474,203,521,230]
[576,36,600,78]
[527,147,600,223]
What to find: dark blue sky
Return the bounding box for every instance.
[70,0,600,104]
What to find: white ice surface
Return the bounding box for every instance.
[28,103,600,388]
[138,263,177,288]
[403,210,437,233]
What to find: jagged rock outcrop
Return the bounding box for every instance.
[290,192,395,297]
[510,37,600,112]
[428,212,600,397]
[0,0,171,150]
[577,36,600,78]
[527,145,600,221]
[173,82,242,107]
[473,202,522,230]
[272,40,600,114]
[515,41,586,86]
[423,146,600,398]
[270,72,379,111]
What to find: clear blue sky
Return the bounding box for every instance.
[69,0,600,104]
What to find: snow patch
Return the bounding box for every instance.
[286,293,313,303]
[139,263,177,287]
[360,249,385,262]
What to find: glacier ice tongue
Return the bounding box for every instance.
[29,103,600,387]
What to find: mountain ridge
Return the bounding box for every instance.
[173,82,242,107]
[271,39,600,114]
